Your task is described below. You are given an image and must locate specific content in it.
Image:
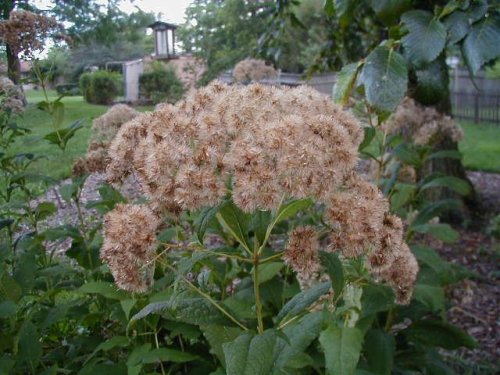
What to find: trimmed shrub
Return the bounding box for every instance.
[55,83,80,96]
[79,70,123,105]
[139,62,184,104]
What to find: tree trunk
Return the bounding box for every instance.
[6,45,21,84]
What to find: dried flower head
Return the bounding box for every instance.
[72,104,139,176]
[232,59,277,83]
[105,81,418,302]
[0,76,25,113]
[100,204,160,292]
[0,11,62,59]
[384,97,464,146]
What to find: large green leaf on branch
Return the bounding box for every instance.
[404,319,477,349]
[462,15,500,74]
[276,281,330,322]
[200,325,243,367]
[333,62,363,105]
[217,200,252,251]
[364,329,395,375]
[223,330,278,375]
[401,10,447,67]
[370,0,411,25]
[360,46,408,112]
[319,251,344,298]
[420,176,471,195]
[443,11,470,44]
[320,324,363,375]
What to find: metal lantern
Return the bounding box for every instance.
[149,21,177,59]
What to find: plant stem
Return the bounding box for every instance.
[162,261,248,331]
[253,251,264,334]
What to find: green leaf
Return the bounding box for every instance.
[131,297,227,326]
[320,324,363,375]
[257,262,284,284]
[0,273,22,302]
[467,0,488,22]
[44,119,84,150]
[201,325,243,367]
[273,312,324,372]
[360,46,408,112]
[361,283,395,317]
[333,61,363,105]
[370,0,412,25]
[52,100,65,128]
[78,281,129,300]
[405,319,477,349]
[411,199,462,226]
[17,321,42,367]
[358,127,376,152]
[390,183,415,210]
[427,150,463,160]
[223,330,278,375]
[364,329,394,375]
[142,348,198,364]
[34,201,57,221]
[121,299,137,320]
[277,281,331,322]
[273,198,313,225]
[324,0,334,17]
[127,343,151,367]
[95,336,129,352]
[251,210,272,246]
[393,143,420,167]
[194,204,222,244]
[0,300,17,319]
[414,284,445,313]
[412,223,459,243]
[334,0,356,28]
[421,176,471,195]
[443,11,470,44]
[462,15,500,74]
[319,251,344,299]
[216,200,251,251]
[401,10,447,67]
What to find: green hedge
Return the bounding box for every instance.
[79,70,123,105]
[139,62,184,104]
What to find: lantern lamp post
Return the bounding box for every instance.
[149,21,177,60]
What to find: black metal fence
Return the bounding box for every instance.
[451,91,500,124]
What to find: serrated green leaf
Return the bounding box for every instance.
[370,0,412,25]
[443,11,470,44]
[324,0,334,16]
[411,199,462,226]
[390,183,415,210]
[364,329,395,375]
[195,204,222,244]
[420,176,471,195]
[34,201,57,221]
[319,251,344,299]
[217,200,251,251]
[333,62,362,105]
[462,15,500,74]
[223,330,278,375]
[412,223,459,243]
[414,284,445,313]
[142,348,198,364]
[360,46,408,112]
[361,283,395,316]
[273,198,313,225]
[320,324,363,375]
[0,273,22,302]
[78,281,129,300]
[277,281,330,322]
[131,297,227,325]
[404,319,477,349]
[0,300,17,319]
[201,325,243,367]
[257,262,283,284]
[17,321,42,367]
[273,312,324,372]
[402,10,447,67]
[467,0,488,22]
[358,127,376,152]
[427,150,463,160]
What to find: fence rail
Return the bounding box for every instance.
[451,91,500,125]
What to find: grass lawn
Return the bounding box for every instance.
[459,121,500,173]
[11,90,152,180]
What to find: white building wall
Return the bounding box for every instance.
[123,59,144,102]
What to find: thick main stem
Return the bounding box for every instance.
[253,252,264,334]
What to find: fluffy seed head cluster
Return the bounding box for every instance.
[100,204,160,292]
[105,81,418,302]
[0,76,25,113]
[0,11,62,58]
[73,104,139,176]
[384,97,463,146]
[232,59,277,83]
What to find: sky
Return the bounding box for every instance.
[32,0,193,24]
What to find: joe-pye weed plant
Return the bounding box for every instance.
[98,81,477,374]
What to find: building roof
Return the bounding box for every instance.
[148,21,177,30]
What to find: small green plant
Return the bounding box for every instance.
[79,70,123,105]
[139,61,184,104]
[486,214,500,239]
